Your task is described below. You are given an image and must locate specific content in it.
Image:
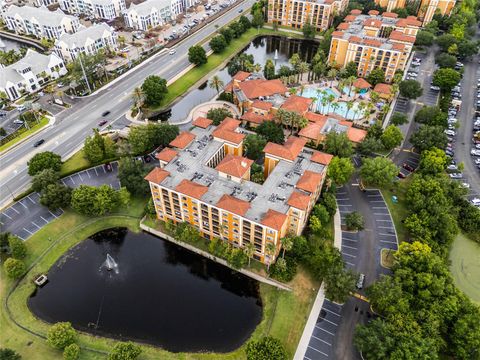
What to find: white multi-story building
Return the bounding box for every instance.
[59,0,126,21]
[123,0,172,31]
[54,23,117,62]
[3,5,80,40]
[0,49,67,100]
[36,0,59,6]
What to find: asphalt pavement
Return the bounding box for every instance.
[0,0,255,209]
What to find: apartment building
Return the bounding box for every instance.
[0,49,67,100]
[36,0,59,6]
[328,9,421,82]
[267,0,349,32]
[54,23,117,62]
[374,0,456,25]
[59,0,126,21]
[123,0,171,31]
[3,5,80,39]
[145,117,332,264]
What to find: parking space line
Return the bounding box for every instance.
[102,166,106,174]
[49,210,58,218]
[312,335,332,346]
[40,216,49,223]
[315,326,334,336]
[376,219,392,222]
[338,204,352,206]
[31,221,41,229]
[307,346,329,357]
[78,173,83,181]
[378,226,394,229]
[342,237,357,242]
[10,207,20,214]
[320,317,338,326]
[61,179,67,185]
[323,308,341,317]
[87,169,91,178]
[373,207,387,209]
[23,227,33,235]
[336,198,350,200]
[18,201,28,209]
[379,233,396,236]
[342,252,356,258]
[337,192,347,195]
[374,213,389,215]
[342,245,357,250]
[70,175,76,185]
[346,261,355,266]
[27,196,36,204]
[368,200,384,203]
[2,212,12,219]
[304,355,313,360]
[380,240,397,244]
[94,167,99,176]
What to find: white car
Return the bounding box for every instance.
[475,158,480,165]
[445,129,456,136]
[471,149,480,156]
[448,118,457,124]
[169,49,176,55]
[430,85,440,91]
[461,182,470,189]
[447,164,458,171]
[449,173,463,179]
[471,198,480,207]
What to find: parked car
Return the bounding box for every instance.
[447,164,458,171]
[402,163,414,171]
[461,182,470,189]
[430,85,440,91]
[471,149,480,156]
[471,198,480,207]
[13,119,24,125]
[445,129,456,136]
[356,274,365,289]
[449,173,463,179]
[397,171,406,179]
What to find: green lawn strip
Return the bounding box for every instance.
[3,199,317,359]
[449,232,480,305]
[381,180,409,243]
[59,150,92,177]
[146,27,304,114]
[0,117,49,153]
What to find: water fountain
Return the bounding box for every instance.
[102,253,119,274]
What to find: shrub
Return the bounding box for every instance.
[246,336,287,360]
[27,151,62,176]
[108,342,142,360]
[345,212,365,231]
[46,322,77,350]
[8,236,26,259]
[0,348,21,360]
[270,256,297,282]
[3,258,25,279]
[63,343,80,360]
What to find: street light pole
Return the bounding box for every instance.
[78,53,92,94]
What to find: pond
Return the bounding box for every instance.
[152,35,319,123]
[28,228,263,352]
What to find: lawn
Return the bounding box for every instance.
[0,117,49,153]
[2,200,317,359]
[59,149,92,177]
[381,248,395,269]
[449,232,480,305]
[146,27,304,114]
[381,180,410,243]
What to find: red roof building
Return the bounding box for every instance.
[169,131,196,149]
[215,154,253,178]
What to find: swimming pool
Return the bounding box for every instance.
[299,87,363,120]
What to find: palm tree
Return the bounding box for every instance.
[132,87,144,107]
[209,75,224,94]
[281,237,293,258]
[347,76,356,97]
[326,94,335,114]
[391,83,399,98]
[254,63,262,73]
[298,61,309,82]
[244,242,255,266]
[370,91,380,104]
[321,97,329,114]
[291,113,308,135]
[331,102,339,116]
[265,242,276,271]
[358,101,367,120]
[327,68,338,88]
[299,84,305,96]
[381,104,390,121]
[345,101,354,119]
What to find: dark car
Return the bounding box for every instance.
[33,139,45,147]
[104,162,113,172]
[397,172,406,179]
[102,110,111,117]
[98,120,108,126]
[402,163,414,172]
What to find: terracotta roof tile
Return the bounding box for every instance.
[263,136,307,161]
[373,83,392,94]
[211,117,245,144]
[350,9,362,15]
[224,82,233,92]
[389,30,416,43]
[261,209,288,231]
[144,167,170,184]
[311,151,334,165]
[349,35,362,43]
[405,16,422,27]
[233,71,251,81]
[215,154,253,178]
[299,122,321,140]
[368,10,379,15]
[175,179,209,200]
[392,43,406,51]
[238,79,287,100]
[382,11,398,18]
[353,78,371,89]
[192,117,213,128]
[252,100,273,111]
[287,191,311,210]
[156,147,177,162]
[347,127,367,143]
[241,110,274,124]
[216,194,250,216]
[363,18,382,28]
[344,15,357,22]
[332,30,345,38]
[296,170,324,193]
[169,131,195,149]
[280,95,312,114]
[337,22,350,30]
[362,38,382,47]
[305,112,328,124]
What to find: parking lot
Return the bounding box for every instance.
[397,152,419,179]
[336,188,361,270]
[0,163,120,240]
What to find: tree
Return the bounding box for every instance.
[399,80,423,99]
[410,125,448,153]
[243,242,255,266]
[31,168,59,193]
[229,21,245,37]
[251,10,264,28]
[244,134,267,160]
[432,68,461,92]
[8,236,26,259]
[0,348,21,360]
[419,147,447,175]
[40,183,72,211]
[128,123,179,154]
[188,45,207,66]
[436,34,457,52]
[263,59,275,80]
[141,75,168,106]
[344,61,358,78]
[450,299,480,359]
[415,30,435,46]
[280,236,293,258]
[28,152,62,176]
[360,157,398,187]
[380,125,403,151]
[239,15,251,30]
[414,106,447,127]
[209,35,227,53]
[118,157,150,196]
[345,211,364,230]
[108,342,142,360]
[435,53,457,68]
[70,185,122,216]
[256,121,284,144]
[302,16,316,39]
[84,129,116,163]
[46,322,76,350]
[63,343,80,360]
[324,268,356,303]
[246,336,287,360]
[208,75,224,94]
[3,257,25,279]
[327,157,354,185]
[206,107,232,125]
[131,87,144,108]
[390,112,408,126]
[324,132,353,158]
[457,39,479,59]
[366,69,385,86]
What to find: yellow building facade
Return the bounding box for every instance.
[374,0,456,25]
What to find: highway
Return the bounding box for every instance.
[0,0,254,208]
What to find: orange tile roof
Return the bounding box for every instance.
[212,117,245,145]
[299,122,321,140]
[216,194,250,216]
[337,22,350,30]
[215,154,253,178]
[261,209,288,231]
[332,30,345,38]
[296,170,323,193]
[392,43,406,51]
[218,117,241,131]
[241,110,274,124]
[347,127,367,143]
[368,10,379,15]
[264,136,307,161]
[224,82,233,92]
[363,38,382,47]
[192,117,213,128]
[349,35,362,43]
[280,95,312,114]
[156,147,177,162]
[175,179,209,200]
[233,71,251,81]
[373,83,392,95]
[382,11,398,18]
[252,100,273,111]
[311,151,334,165]
[353,78,371,89]
[169,131,195,149]
[238,79,287,100]
[363,18,382,28]
[305,112,328,124]
[405,16,422,27]
[287,191,311,210]
[350,9,362,15]
[344,15,357,22]
[144,167,170,184]
[389,31,416,43]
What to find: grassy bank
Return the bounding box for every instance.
[381,180,409,243]
[146,27,304,114]
[2,200,317,359]
[0,117,49,153]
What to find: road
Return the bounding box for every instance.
[0,0,254,209]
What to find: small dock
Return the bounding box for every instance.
[34,274,48,287]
